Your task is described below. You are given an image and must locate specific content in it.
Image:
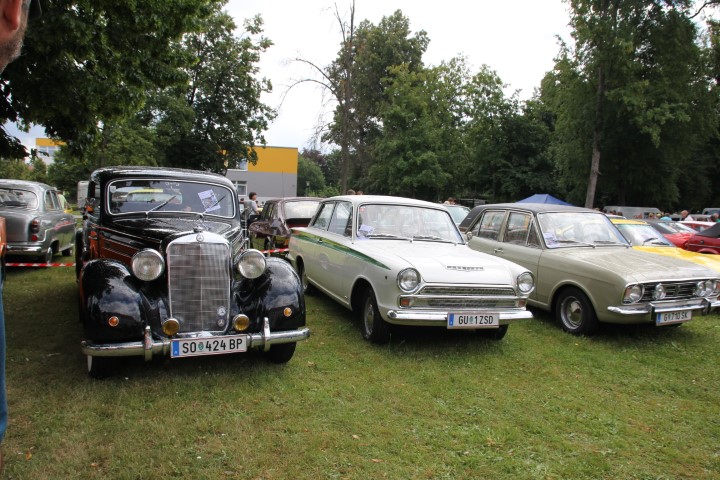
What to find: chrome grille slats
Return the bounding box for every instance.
[641,281,703,302]
[403,285,520,310]
[167,238,230,333]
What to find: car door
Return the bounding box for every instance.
[249,201,274,250]
[302,201,335,291]
[466,209,507,256]
[315,201,354,302]
[489,211,543,303]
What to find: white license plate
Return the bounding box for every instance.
[447,312,499,329]
[656,310,692,326]
[171,335,248,358]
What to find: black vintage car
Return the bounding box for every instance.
[76,167,310,377]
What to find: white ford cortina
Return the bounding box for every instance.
[288,195,535,343]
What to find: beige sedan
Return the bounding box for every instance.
[459,203,720,335]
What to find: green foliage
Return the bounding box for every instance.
[3,0,217,158]
[297,155,326,196]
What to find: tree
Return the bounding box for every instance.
[297,155,325,196]
[3,0,217,158]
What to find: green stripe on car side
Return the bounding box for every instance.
[293,230,390,270]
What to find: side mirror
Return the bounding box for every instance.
[466,231,473,241]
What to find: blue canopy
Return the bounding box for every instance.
[517,194,573,206]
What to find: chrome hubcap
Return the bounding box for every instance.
[562,297,583,329]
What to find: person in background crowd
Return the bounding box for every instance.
[681,210,694,221]
[660,213,672,220]
[248,192,260,215]
[711,213,719,222]
[346,189,356,195]
[356,190,363,195]
[0,0,41,471]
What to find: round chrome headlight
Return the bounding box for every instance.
[131,249,165,281]
[623,284,643,304]
[237,249,266,279]
[517,272,535,294]
[695,280,712,297]
[652,283,666,300]
[397,268,421,292]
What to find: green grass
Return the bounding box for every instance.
[2,266,720,479]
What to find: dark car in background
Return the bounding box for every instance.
[0,179,75,263]
[76,167,310,377]
[248,197,320,253]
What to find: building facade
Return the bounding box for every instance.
[225,146,298,204]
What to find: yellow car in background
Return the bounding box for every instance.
[611,218,720,273]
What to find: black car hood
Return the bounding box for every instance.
[107,216,235,242]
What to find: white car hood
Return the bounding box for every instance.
[360,241,519,285]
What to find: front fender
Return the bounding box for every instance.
[79,259,148,342]
[233,257,305,332]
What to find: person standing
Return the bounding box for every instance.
[0,0,41,471]
[681,210,695,221]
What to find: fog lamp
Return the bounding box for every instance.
[162,318,180,336]
[233,314,250,332]
[283,307,293,317]
[652,283,666,300]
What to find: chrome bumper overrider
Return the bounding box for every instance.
[386,308,533,325]
[81,317,310,360]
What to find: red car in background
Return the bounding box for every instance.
[248,197,321,253]
[646,220,696,247]
[684,223,720,254]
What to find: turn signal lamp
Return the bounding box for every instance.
[233,314,250,332]
[108,316,120,327]
[162,318,180,336]
[283,307,293,318]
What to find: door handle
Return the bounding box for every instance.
[493,247,503,254]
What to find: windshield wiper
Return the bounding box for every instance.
[554,239,596,248]
[203,195,226,214]
[412,234,446,242]
[365,233,411,240]
[146,195,177,215]
[641,238,665,246]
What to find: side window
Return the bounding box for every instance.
[45,191,58,211]
[472,211,505,240]
[262,203,274,221]
[311,202,334,231]
[328,202,352,236]
[503,212,531,245]
[527,220,541,248]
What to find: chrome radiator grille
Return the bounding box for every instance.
[167,240,231,333]
[404,285,520,310]
[641,281,703,302]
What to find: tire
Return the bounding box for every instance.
[554,287,599,336]
[359,287,391,344]
[87,355,113,379]
[479,324,509,340]
[298,262,315,295]
[75,240,83,280]
[264,342,297,364]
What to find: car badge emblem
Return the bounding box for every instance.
[217,317,226,328]
[217,306,227,316]
[196,234,204,242]
[446,265,484,272]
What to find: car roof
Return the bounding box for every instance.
[322,195,445,208]
[90,166,234,187]
[459,202,597,230]
[0,179,56,191]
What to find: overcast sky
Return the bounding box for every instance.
[12,0,575,153]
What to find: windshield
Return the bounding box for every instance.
[357,204,463,243]
[537,212,628,248]
[284,200,320,219]
[107,179,235,217]
[652,221,695,234]
[446,205,470,224]
[614,223,674,247]
[0,188,37,209]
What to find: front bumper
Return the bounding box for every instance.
[81,317,310,360]
[385,308,533,326]
[606,297,719,318]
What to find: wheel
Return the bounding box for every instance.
[554,287,599,335]
[40,247,53,264]
[298,262,315,295]
[74,239,83,280]
[359,287,391,344]
[264,342,297,363]
[87,355,113,379]
[62,244,74,257]
[478,324,509,340]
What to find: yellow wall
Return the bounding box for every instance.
[249,146,297,174]
[35,138,65,147]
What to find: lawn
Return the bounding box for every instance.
[2,266,719,479]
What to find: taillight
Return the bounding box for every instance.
[30,218,40,241]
